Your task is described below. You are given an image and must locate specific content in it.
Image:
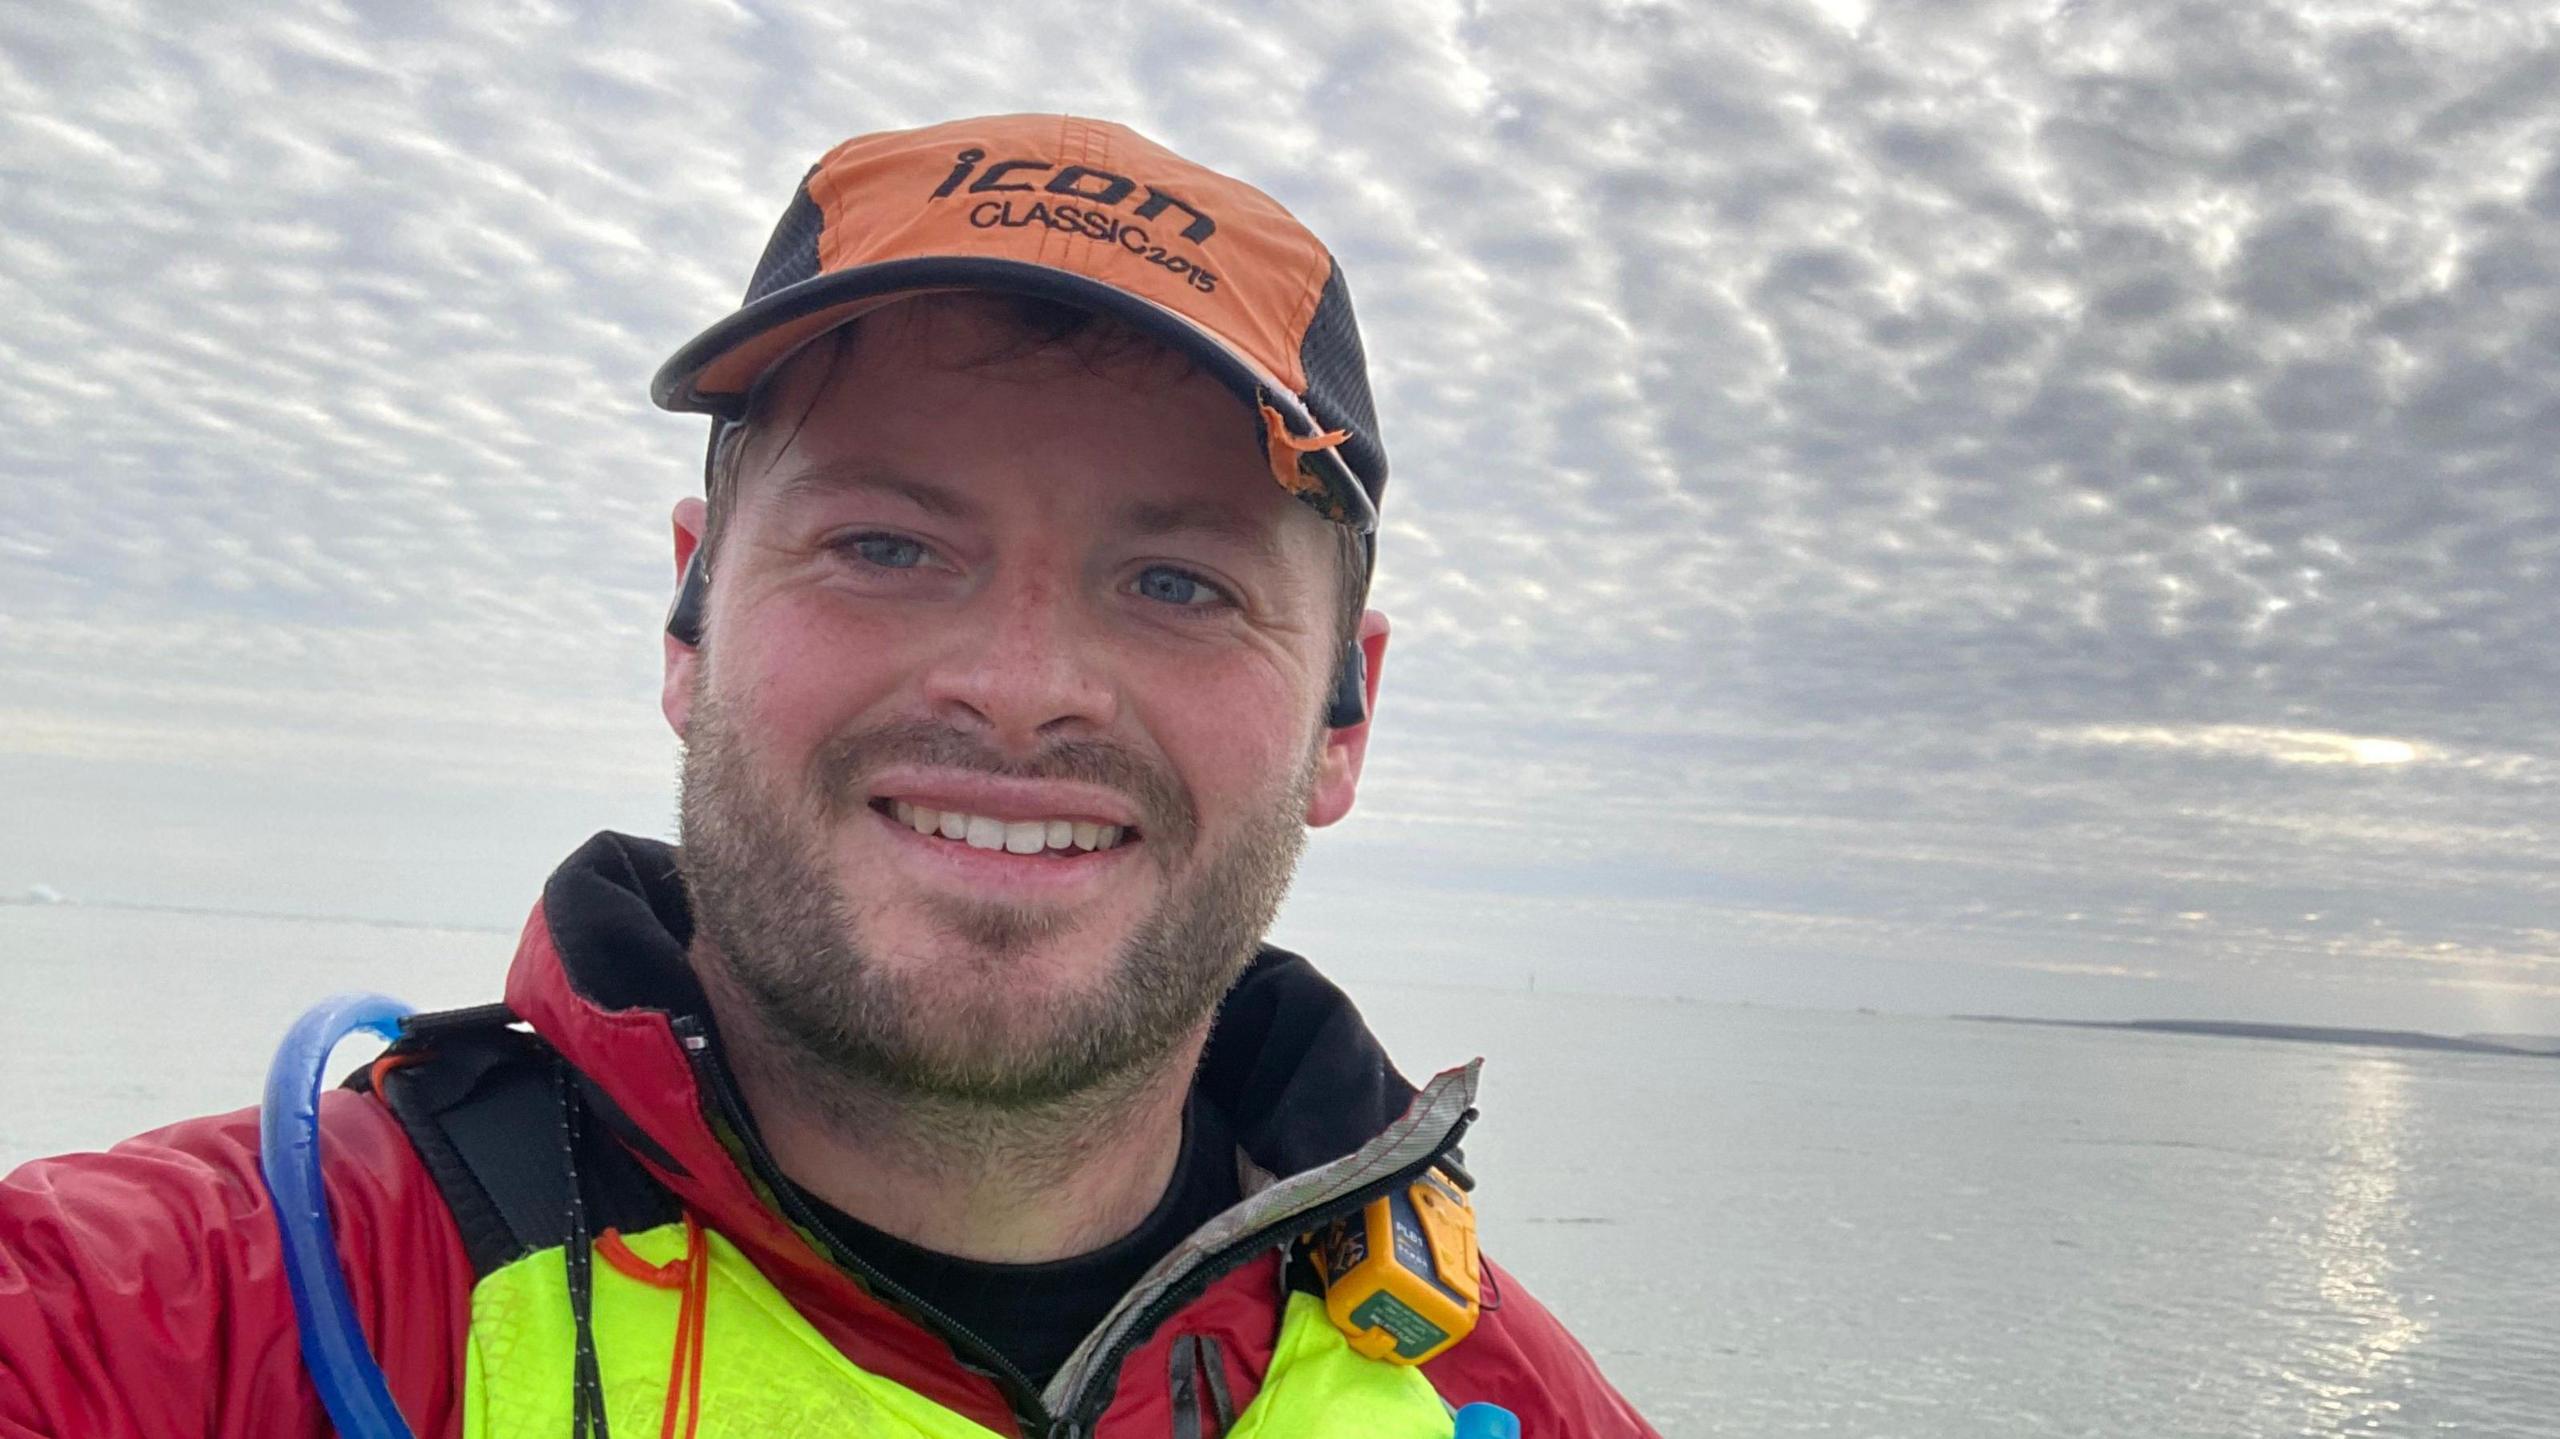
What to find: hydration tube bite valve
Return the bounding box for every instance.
[259,992,419,1439]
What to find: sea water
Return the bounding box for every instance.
[6,904,2557,1437]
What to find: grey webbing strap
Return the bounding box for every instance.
[1166,1334,1237,1439]
[1198,1334,1236,1431]
[1168,1336,1202,1439]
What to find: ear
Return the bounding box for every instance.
[1304,609,1389,828]
[662,497,709,739]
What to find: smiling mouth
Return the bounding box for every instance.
[873,799,1138,856]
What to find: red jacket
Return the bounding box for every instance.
[1,834,1656,1437]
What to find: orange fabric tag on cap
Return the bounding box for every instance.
[1259,399,1349,500]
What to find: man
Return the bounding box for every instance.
[0,115,1655,1437]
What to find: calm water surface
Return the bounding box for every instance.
[6,905,2556,1436]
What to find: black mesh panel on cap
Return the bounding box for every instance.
[742,168,826,304]
[1298,259,1389,510]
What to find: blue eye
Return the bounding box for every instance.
[1133,565,1226,607]
[842,533,926,569]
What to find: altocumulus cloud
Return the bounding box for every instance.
[5,0,2558,1029]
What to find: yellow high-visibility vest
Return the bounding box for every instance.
[463,1217,1456,1438]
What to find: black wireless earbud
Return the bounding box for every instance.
[665,548,709,647]
[1324,642,1368,729]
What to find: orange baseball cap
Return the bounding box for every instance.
[652,114,1387,533]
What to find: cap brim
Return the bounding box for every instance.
[652,257,1375,533]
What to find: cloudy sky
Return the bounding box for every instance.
[6,0,2559,1033]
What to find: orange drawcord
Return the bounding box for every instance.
[597,1228,686,1289]
[651,1212,708,1439]
[583,1213,711,1439]
[670,1208,711,1433]
[675,1232,708,1439]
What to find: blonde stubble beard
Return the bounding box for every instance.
[674,662,1320,1184]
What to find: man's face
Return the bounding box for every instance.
[663,298,1380,1107]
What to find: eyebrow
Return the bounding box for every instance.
[1111,496,1288,561]
[761,462,1287,560]
[764,463,981,522]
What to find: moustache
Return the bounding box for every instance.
[810,719,1198,856]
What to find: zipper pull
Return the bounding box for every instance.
[671,1014,710,1052]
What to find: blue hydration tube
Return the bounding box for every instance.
[258,991,418,1439]
[1455,1402,1522,1439]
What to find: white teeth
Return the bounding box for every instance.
[890,802,1129,853]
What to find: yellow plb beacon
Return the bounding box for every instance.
[1311,1166,1481,1364]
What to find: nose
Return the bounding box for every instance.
[919,566,1119,750]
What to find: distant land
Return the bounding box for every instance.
[2467,1032,2560,1055]
[1956,1015,2560,1059]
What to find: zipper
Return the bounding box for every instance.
[1045,1106,1474,1434]
[669,1015,1059,1432]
